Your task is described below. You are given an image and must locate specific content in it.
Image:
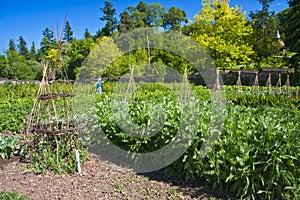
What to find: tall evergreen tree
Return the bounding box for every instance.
[40,27,55,54]
[250,10,280,60]
[42,28,55,43]
[63,21,74,42]
[8,39,16,51]
[278,0,300,53]
[118,11,135,32]
[17,36,30,59]
[30,42,37,60]
[288,0,300,7]
[136,1,152,27]
[99,0,117,37]
[84,28,92,39]
[258,0,275,11]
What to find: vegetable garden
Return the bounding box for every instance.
[0,81,299,199]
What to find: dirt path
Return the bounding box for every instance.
[0,154,219,200]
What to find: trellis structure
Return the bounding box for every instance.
[27,60,76,136]
[23,19,85,172]
[228,69,296,97]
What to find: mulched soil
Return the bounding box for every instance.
[0,154,221,200]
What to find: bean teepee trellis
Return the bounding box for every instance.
[24,19,85,172]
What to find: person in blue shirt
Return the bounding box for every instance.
[96,78,102,94]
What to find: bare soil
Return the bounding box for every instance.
[0,154,221,200]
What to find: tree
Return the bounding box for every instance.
[190,0,254,70]
[84,28,92,39]
[6,49,36,79]
[63,21,74,42]
[288,0,300,7]
[17,36,30,59]
[163,6,188,31]
[8,39,16,51]
[250,10,281,63]
[149,3,166,28]
[118,11,135,32]
[278,0,300,53]
[99,0,117,37]
[125,1,154,28]
[258,0,275,11]
[42,28,55,43]
[63,38,95,79]
[136,1,152,27]
[0,55,9,78]
[40,28,55,54]
[78,36,123,78]
[30,42,37,60]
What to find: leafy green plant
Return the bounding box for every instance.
[171,104,300,199]
[0,136,19,159]
[24,133,88,174]
[93,83,300,199]
[0,190,30,200]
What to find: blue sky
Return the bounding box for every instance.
[0,0,288,55]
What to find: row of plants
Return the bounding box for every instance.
[85,82,300,199]
[0,98,33,133]
[1,82,299,135]
[174,104,300,199]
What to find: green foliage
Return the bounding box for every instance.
[40,27,55,56]
[0,84,39,134]
[17,36,29,59]
[0,82,300,197]
[8,39,16,51]
[2,50,41,80]
[278,0,300,53]
[176,103,300,199]
[258,0,275,11]
[29,42,37,60]
[63,21,74,42]
[250,10,282,66]
[126,1,153,28]
[0,136,19,159]
[118,11,135,32]
[92,82,300,199]
[0,97,34,133]
[78,36,123,79]
[0,83,89,174]
[96,93,180,153]
[149,3,166,28]
[0,55,9,78]
[163,6,188,31]
[230,91,300,108]
[98,0,117,37]
[0,190,30,200]
[1,1,299,76]
[191,0,254,70]
[25,134,88,174]
[60,38,95,80]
